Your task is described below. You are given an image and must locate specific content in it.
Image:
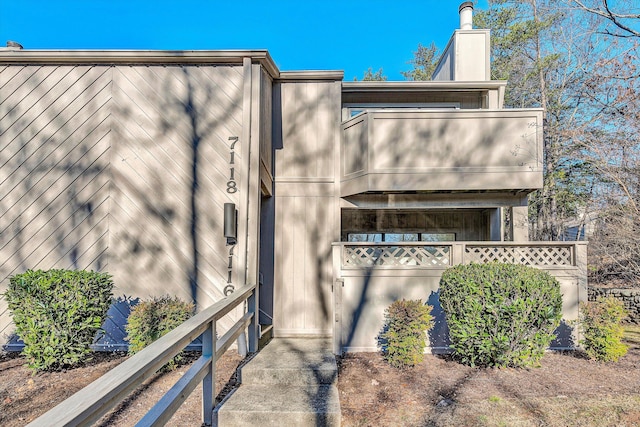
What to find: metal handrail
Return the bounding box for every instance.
[27,283,257,427]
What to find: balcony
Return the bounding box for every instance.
[340,109,544,197]
[332,241,588,353]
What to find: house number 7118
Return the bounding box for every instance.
[227,136,239,193]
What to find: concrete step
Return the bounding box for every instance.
[215,383,341,427]
[240,338,337,386]
[214,338,341,426]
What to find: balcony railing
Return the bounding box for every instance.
[340,109,544,196]
[340,241,580,269]
[332,241,588,354]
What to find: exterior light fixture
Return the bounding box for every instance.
[224,203,237,245]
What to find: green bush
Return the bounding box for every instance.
[4,269,113,372]
[380,299,434,368]
[579,297,628,362]
[125,295,194,369]
[439,263,562,368]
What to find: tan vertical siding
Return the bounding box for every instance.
[276,82,337,180]
[273,194,335,334]
[259,70,273,183]
[273,80,341,336]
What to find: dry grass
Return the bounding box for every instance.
[430,395,640,427]
[4,327,640,426]
[338,329,640,427]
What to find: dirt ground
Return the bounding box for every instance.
[0,350,243,426]
[339,327,640,427]
[1,330,640,427]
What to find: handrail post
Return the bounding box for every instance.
[202,321,216,426]
[247,285,258,352]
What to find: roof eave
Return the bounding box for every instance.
[342,80,508,92]
[0,49,281,78]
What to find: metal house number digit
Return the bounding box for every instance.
[227,136,239,193]
[224,136,239,296]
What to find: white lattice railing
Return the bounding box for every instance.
[464,245,573,266]
[340,242,579,269]
[343,245,451,267]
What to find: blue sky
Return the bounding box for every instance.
[0,1,488,80]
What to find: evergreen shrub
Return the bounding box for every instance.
[125,295,194,369]
[5,269,113,371]
[439,263,562,368]
[579,296,628,362]
[380,299,434,368]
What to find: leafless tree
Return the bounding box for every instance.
[571,0,640,38]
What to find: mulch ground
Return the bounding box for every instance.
[2,338,640,426]
[338,343,640,426]
[0,350,243,426]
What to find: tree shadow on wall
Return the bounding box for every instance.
[107,65,243,311]
[0,64,244,345]
[0,65,113,340]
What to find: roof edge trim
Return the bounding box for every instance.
[278,70,344,81]
[0,49,281,78]
[342,80,508,92]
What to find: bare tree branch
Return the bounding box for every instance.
[572,0,640,37]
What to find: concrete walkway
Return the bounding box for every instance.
[215,338,341,426]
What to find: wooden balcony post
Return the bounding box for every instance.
[451,242,465,265]
[512,206,529,241]
[575,242,588,304]
[332,244,343,355]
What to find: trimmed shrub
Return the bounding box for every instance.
[125,295,194,369]
[579,297,628,362]
[380,299,434,368]
[4,269,113,372]
[439,263,562,368]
